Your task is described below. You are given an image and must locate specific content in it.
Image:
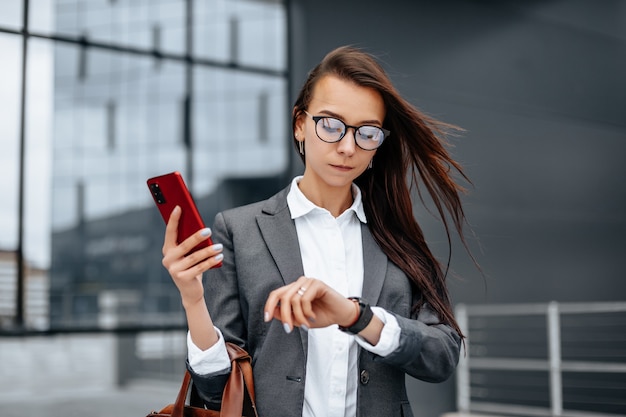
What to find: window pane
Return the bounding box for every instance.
[192,67,288,194]
[235,1,287,71]
[0,34,22,252]
[24,39,54,272]
[154,0,186,54]
[53,0,185,54]
[193,1,230,63]
[0,1,23,30]
[194,0,287,71]
[29,0,54,34]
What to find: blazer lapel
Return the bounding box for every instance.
[256,187,308,356]
[257,206,304,286]
[256,187,304,286]
[360,223,387,305]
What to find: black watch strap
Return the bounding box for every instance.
[338,297,374,335]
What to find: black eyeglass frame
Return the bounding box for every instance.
[304,111,390,151]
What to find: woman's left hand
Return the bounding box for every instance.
[263,277,359,333]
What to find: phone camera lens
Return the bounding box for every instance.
[150,183,166,204]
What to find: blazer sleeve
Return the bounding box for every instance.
[372,303,462,383]
[185,360,230,409]
[185,211,245,407]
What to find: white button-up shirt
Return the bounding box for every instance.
[187,177,401,417]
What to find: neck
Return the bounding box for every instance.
[297,179,353,218]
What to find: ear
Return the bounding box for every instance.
[293,111,306,139]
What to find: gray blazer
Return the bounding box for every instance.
[188,186,461,417]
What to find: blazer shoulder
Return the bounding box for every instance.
[221,187,289,217]
[219,185,290,222]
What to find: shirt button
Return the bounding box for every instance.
[360,369,370,385]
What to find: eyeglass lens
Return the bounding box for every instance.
[316,117,385,150]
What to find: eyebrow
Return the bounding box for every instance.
[317,109,382,126]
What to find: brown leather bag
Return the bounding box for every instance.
[148,343,258,417]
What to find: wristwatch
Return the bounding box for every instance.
[338,297,374,335]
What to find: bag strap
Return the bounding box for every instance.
[171,371,193,417]
[170,342,258,417]
[222,343,258,417]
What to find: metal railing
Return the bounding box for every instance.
[455,301,626,416]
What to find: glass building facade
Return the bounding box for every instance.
[1,0,289,331]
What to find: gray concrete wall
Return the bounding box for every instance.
[288,1,626,414]
[289,0,626,305]
[0,334,117,401]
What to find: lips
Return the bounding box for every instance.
[330,164,353,171]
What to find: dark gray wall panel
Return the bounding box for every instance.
[289,0,625,413]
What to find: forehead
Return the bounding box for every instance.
[309,75,385,123]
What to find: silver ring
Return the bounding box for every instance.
[297,287,307,296]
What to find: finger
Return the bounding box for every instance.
[290,293,307,328]
[177,227,213,257]
[264,285,298,333]
[184,255,224,278]
[291,279,312,327]
[166,262,198,283]
[182,242,223,267]
[279,288,297,333]
[263,287,284,323]
[163,206,182,254]
[299,288,317,325]
[164,242,223,278]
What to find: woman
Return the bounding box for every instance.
[162,46,471,417]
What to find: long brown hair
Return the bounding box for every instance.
[292,46,472,338]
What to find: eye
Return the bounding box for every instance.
[357,126,383,142]
[320,117,344,134]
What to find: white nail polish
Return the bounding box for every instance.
[283,323,292,334]
[200,228,211,237]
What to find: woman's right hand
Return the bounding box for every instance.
[161,206,224,309]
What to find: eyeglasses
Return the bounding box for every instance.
[304,111,389,151]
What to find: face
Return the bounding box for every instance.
[294,75,385,195]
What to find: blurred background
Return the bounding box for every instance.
[0,1,624,416]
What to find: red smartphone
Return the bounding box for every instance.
[147,171,221,266]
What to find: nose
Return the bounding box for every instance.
[336,127,357,155]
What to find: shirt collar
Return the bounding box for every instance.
[287,176,367,223]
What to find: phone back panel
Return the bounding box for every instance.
[147,171,209,252]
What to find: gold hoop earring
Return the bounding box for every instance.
[299,140,304,155]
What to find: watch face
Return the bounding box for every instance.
[339,298,373,334]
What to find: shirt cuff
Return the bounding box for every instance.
[187,327,232,376]
[354,306,400,357]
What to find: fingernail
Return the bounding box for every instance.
[264,312,270,322]
[214,253,224,261]
[283,323,292,334]
[300,324,309,332]
[308,317,316,323]
[211,243,223,251]
[200,228,211,237]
